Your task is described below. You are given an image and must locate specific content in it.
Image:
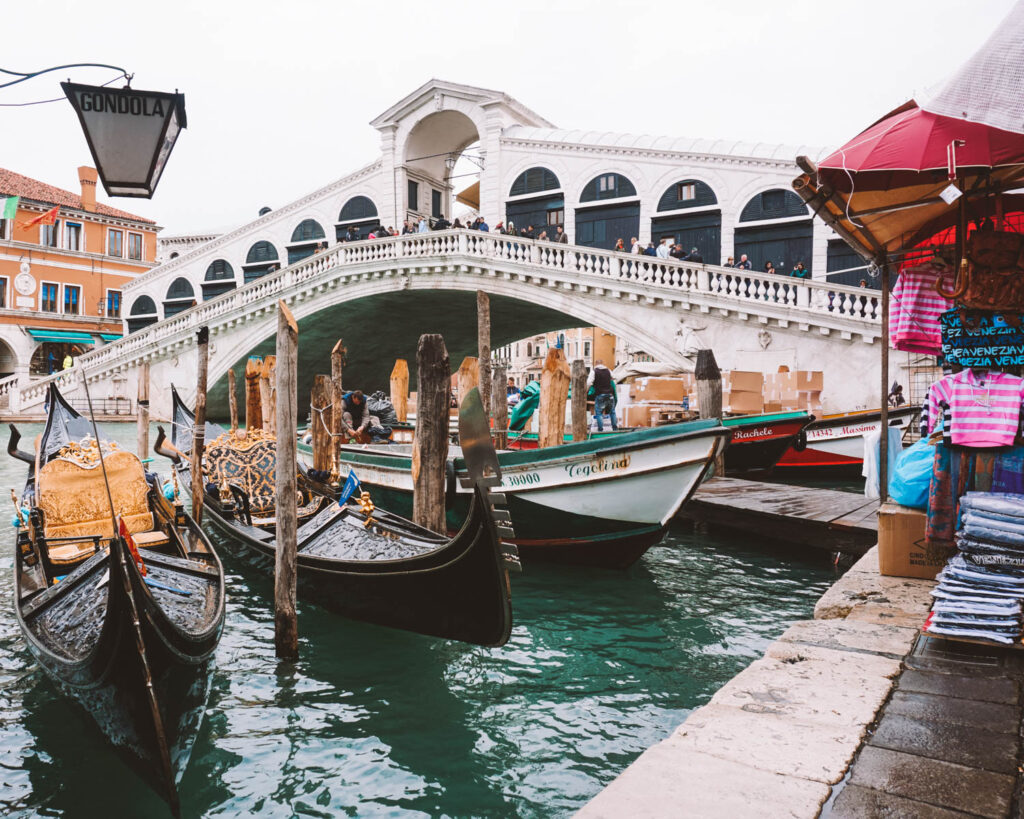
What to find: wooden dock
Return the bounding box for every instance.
[680,477,879,554]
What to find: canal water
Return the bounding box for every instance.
[0,423,836,818]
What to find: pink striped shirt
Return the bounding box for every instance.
[945,369,1024,447]
[889,263,953,355]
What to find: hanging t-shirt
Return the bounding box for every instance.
[945,369,1024,447]
[889,262,954,355]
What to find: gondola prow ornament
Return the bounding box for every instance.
[61,81,187,198]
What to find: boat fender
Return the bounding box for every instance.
[162,482,175,501]
[10,508,29,527]
[792,429,808,452]
[445,460,457,510]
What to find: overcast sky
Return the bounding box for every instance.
[1,0,1016,236]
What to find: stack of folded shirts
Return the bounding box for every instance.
[926,555,1024,644]
[926,491,1024,646]
[957,492,1024,570]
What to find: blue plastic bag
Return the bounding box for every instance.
[888,437,933,509]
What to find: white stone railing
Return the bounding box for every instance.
[8,229,880,411]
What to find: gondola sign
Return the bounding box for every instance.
[61,81,187,198]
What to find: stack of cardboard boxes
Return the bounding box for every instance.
[763,370,824,414]
[621,375,695,427]
[721,371,764,414]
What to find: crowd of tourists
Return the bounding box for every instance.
[338,217,571,243]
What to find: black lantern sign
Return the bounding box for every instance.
[61,82,187,198]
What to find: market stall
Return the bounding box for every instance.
[793,3,1024,646]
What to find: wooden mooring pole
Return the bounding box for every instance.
[413,334,450,535]
[261,355,277,433]
[311,374,333,472]
[539,347,570,449]
[191,328,209,524]
[227,367,239,431]
[136,362,149,460]
[696,348,725,476]
[492,364,508,449]
[245,357,263,431]
[274,301,299,660]
[456,356,479,409]
[331,340,345,461]
[390,359,409,422]
[570,359,587,442]
[477,291,491,419]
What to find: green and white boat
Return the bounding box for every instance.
[302,420,729,569]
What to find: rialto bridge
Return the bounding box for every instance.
[0,229,884,419]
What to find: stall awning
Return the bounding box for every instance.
[456,181,480,210]
[27,328,96,345]
[99,333,122,342]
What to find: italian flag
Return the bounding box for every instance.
[0,196,18,219]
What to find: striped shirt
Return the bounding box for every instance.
[890,263,953,355]
[937,370,1024,447]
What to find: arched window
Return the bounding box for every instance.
[338,196,378,222]
[739,189,808,222]
[201,260,236,301]
[580,173,637,202]
[291,219,325,243]
[166,277,194,300]
[657,179,718,211]
[509,167,560,197]
[169,251,179,259]
[243,241,280,284]
[204,259,234,280]
[289,218,326,264]
[127,295,158,333]
[164,277,196,317]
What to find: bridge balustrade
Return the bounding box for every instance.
[0,229,881,412]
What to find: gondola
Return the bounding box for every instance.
[8,383,226,816]
[162,385,516,647]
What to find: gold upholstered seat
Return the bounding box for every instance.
[36,443,170,566]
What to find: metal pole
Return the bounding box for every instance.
[879,262,890,505]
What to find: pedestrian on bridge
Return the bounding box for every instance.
[556,226,569,244]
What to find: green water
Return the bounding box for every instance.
[0,424,835,818]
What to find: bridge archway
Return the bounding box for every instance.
[402,109,480,222]
[0,337,17,378]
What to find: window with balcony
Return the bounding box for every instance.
[41,282,58,312]
[107,289,122,319]
[108,228,123,257]
[65,222,82,251]
[128,232,143,260]
[64,285,81,315]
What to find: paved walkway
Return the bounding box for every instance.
[825,635,1024,818]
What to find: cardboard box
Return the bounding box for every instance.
[723,371,764,393]
[624,404,654,427]
[878,502,951,579]
[723,390,763,414]
[633,377,688,402]
[763,400,783,413]
[795,370,824,391]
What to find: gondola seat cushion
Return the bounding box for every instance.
[206,439,278,515]
[37,449,156,542]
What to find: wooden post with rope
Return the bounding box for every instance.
[260,355,276,433]
[245,357,262,430]
[695,349,725,476]
[227,367,239,431]
[136,362,149,460]
[413,334,450,535]
[275,301,299,660]
[477,290,491,419]
[570,359,587,442]
[311,374,333,472]
[331,340,345,463]
[390,359,409,423]
[492,364,508,449]
[190,327,210,524]
[539,347,570,449]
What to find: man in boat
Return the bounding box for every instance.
[340,390,380,440]
[587,361,618,431]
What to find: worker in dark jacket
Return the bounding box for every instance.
[685,247,704,263]
[586,361,618,431]
[340,390,379,437]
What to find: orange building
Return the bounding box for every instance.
[0,166,159,386]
